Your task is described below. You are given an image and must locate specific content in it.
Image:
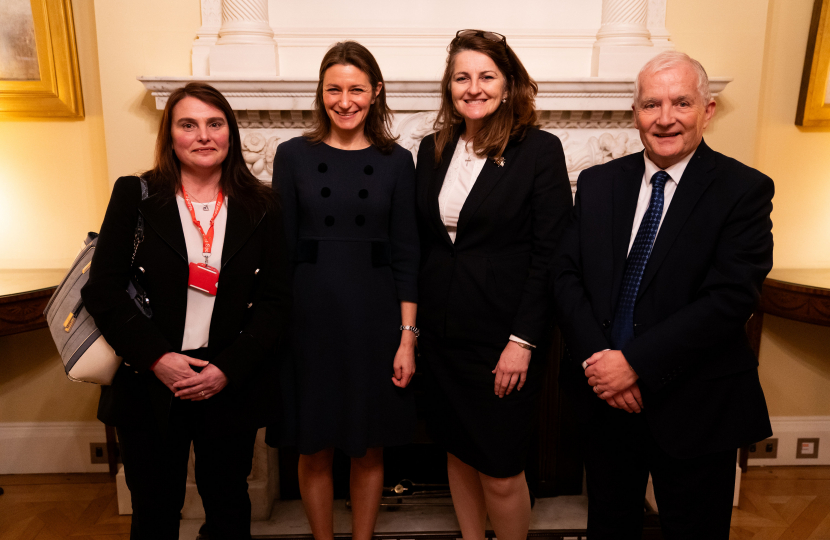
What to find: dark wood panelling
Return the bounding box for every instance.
[0,287,54,337]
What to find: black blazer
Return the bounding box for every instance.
[415,128,572,345]
[552,141,774,458]
[82,176,291,430]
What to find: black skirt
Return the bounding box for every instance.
[419,334,546,478]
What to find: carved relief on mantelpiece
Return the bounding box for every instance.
[233,109,645,192]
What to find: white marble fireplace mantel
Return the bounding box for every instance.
[136,0,734,190]
[138,76,731,189]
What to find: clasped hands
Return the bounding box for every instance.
[583,350,643,413]
[152,352,228,401]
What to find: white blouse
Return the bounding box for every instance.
[438,137,487,243]
[175,194,228,351]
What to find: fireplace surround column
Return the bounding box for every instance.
[596,0,651,46]
[209,0,279,76]
[591,0,672,77]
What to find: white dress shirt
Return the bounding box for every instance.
[627,151,695,255]
[438,137,487,243]
[437,137,533,348]
[175,194,228,351]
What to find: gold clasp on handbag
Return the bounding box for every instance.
[63,313,76,332]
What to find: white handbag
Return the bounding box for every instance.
[43,178,151,384]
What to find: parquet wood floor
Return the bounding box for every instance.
[0,474,130,540]
[730,467,830,540]
[1,467,828,539]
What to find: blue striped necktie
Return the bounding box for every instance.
[611,170,670,350]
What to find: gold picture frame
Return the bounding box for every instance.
[797,0,830,127]
[0,0,83,119]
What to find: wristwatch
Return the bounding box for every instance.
[512,341,534,351]
[400,325,420,338]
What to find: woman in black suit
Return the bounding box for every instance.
[415,30,572,540]
[82,82,290,540]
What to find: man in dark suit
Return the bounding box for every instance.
[552,51,774,539]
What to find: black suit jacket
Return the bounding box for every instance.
[552,141,774,458]
[82,176,291,431]
[415,128,572,345]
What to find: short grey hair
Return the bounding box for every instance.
[633,51,712,108]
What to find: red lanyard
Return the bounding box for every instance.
[181,186,224,264]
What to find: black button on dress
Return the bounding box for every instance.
[272,137,419,457]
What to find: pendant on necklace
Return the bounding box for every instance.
[203,204,209,211]
[464,156,472,165]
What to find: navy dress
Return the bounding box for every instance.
[272,137,419,457]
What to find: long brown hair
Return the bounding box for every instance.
[304,41,397,154]
[143,82,274,214]
[433,31,538,163]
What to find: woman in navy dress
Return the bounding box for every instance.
[271,41,419,540]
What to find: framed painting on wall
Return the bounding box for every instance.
[0,0,83,119]
[797,0,830,127]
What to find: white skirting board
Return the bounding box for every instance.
[748,416,830,466]
[0,421,110,474]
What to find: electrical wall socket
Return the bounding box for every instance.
[796,438,820,459]
[90,442,108,464]
[748,437,778,459]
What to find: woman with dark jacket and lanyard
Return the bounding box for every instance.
[415,31,572,540]
[82,82,291,540]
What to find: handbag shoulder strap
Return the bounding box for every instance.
[131,177,149,266]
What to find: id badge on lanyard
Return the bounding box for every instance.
[182,187,224,296]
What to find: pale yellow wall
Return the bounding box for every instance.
[0,0,108,422]
[0,329,99,422]
[0,0,109,270]
[760,316,830,416]
[756,0,830,269]
[92,0,200,185]
[667,0,771,167]
[0,1,201,423]
[668,0,830,417]
[754,0,830,415]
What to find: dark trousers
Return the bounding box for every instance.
[117,398,258,540]
[584,404,736,540]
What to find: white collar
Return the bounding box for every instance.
[643,148,696,185]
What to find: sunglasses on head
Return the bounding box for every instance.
[454,29,507,46]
